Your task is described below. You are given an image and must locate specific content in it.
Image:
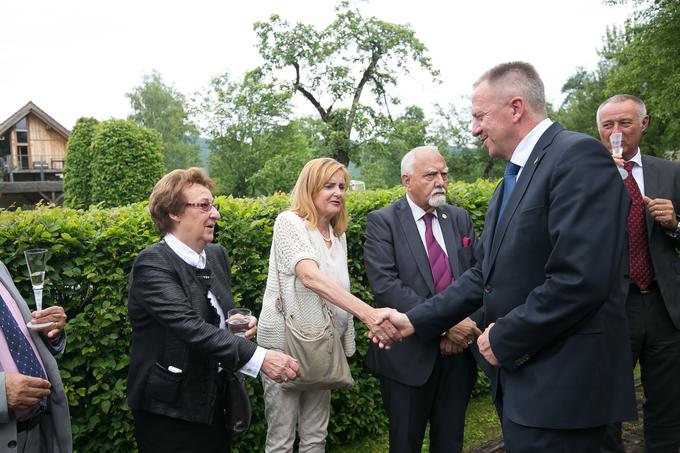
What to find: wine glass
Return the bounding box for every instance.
[24,248,48,329]
[610,132,623,157]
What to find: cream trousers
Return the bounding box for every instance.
[261,372,331,453]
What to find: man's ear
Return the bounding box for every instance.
[510,97,524,120]
[402,174,411,191]
[169,212,181,223]
[641,115,650,133]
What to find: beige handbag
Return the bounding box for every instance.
[272,242,354,391]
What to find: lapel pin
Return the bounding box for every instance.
[533,157,539,165]
[442,213,448,219]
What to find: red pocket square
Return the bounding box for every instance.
[462,236,471,248]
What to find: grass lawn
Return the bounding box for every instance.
[328,394,502,453]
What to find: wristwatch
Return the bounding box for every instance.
[675,220,680,238]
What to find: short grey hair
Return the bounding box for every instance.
[400,146,443,176]
[474,61,547,117]
[596,94,647,125]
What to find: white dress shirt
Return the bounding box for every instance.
[508,118,554,178]
[406,194,449,257]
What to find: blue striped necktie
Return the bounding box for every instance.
[497,161,521,222]
[0,294,48,381]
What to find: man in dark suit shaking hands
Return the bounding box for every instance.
[374,62,637,452]
[597,94,680,453]
[363,146,481,453]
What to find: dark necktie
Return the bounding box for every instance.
[623,161,654,290]
[423,213,454,293]
[0,294,48,383]
[498,161,521,222]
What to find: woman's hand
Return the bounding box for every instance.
[365,308,404,348]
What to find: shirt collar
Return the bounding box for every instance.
[509,118,553,168]
[164,233,207,269]
[625,148,643,168]
[405,193,437,222]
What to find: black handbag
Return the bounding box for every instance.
[225,371,251,434]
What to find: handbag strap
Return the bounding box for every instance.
[271,234,334,322]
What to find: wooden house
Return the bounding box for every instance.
[0,101,69,207]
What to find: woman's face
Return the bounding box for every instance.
[313,170,346,223]
[169,183,220,253]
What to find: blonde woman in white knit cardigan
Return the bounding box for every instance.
[257,158,400,453]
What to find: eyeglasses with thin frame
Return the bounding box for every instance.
[185,202,219,212]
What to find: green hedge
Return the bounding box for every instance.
[0,179,495,452]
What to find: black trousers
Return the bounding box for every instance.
[503,415,606,453]
[133,407,230,453]
[602,286,680,453]
[380,349,477,453]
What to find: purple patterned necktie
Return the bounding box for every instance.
[423,213,454,293]
[623,161,654,290]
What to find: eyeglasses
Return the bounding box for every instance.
[185,202,219,212]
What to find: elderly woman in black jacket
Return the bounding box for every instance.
[127,168,299,453]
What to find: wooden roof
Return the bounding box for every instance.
[0,101,70,139]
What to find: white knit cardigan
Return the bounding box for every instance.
[257,210,356,356]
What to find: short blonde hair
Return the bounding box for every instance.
[290,158,350,236]
[149,167,214,235]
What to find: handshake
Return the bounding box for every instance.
[365,308,482,356]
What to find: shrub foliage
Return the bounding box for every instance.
[89,119,165,208]
[0,180,494,452]
[63,117,100,209]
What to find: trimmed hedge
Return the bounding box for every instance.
[0,179,495,452]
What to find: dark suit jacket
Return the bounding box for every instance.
[640,154,680,327]
[364,199,480,386]
[127,241,256,424]
[408,123,637,429]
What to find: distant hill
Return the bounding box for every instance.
[190,137,211,173]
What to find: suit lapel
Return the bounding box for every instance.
[482,183,502,279]
[397,198,436,294]
[438,207,462,278]
[641,154,658,239]
[487,123,559,276]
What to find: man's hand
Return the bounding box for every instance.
[445,317,482,350]
[612,154,624,167]
[31,306,67,339]
[644,196,678,231]
[5,373,51,411]
[243,316,257,341]
[261,350,299,383]
[366,308,402,348]
[369,308,415,349]
[477,323,500,367]
[440,337,463,355]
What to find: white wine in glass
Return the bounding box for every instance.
[24,248,48,315]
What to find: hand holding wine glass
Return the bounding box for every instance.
[24,249,50,330]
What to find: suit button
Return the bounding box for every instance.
[8,440,17,448]
[484,285,492,294]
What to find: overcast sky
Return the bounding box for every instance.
[1,0,635,131]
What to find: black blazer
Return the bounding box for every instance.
[363,198,480,386]
[408,123,637,429]
[639,154,680,327]
[127,241,257,424]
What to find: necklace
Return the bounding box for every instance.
[319,230,332,242]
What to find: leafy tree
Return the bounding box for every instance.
[200,69,318,196]
[254,0,438,166]
[89,119,164,207]
[430,103,504,182]
[63,117,99,208]
[358,106,429,189]
[555,1,679,157]
[127,71,201,171]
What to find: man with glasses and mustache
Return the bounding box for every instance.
[363,146,482,453]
